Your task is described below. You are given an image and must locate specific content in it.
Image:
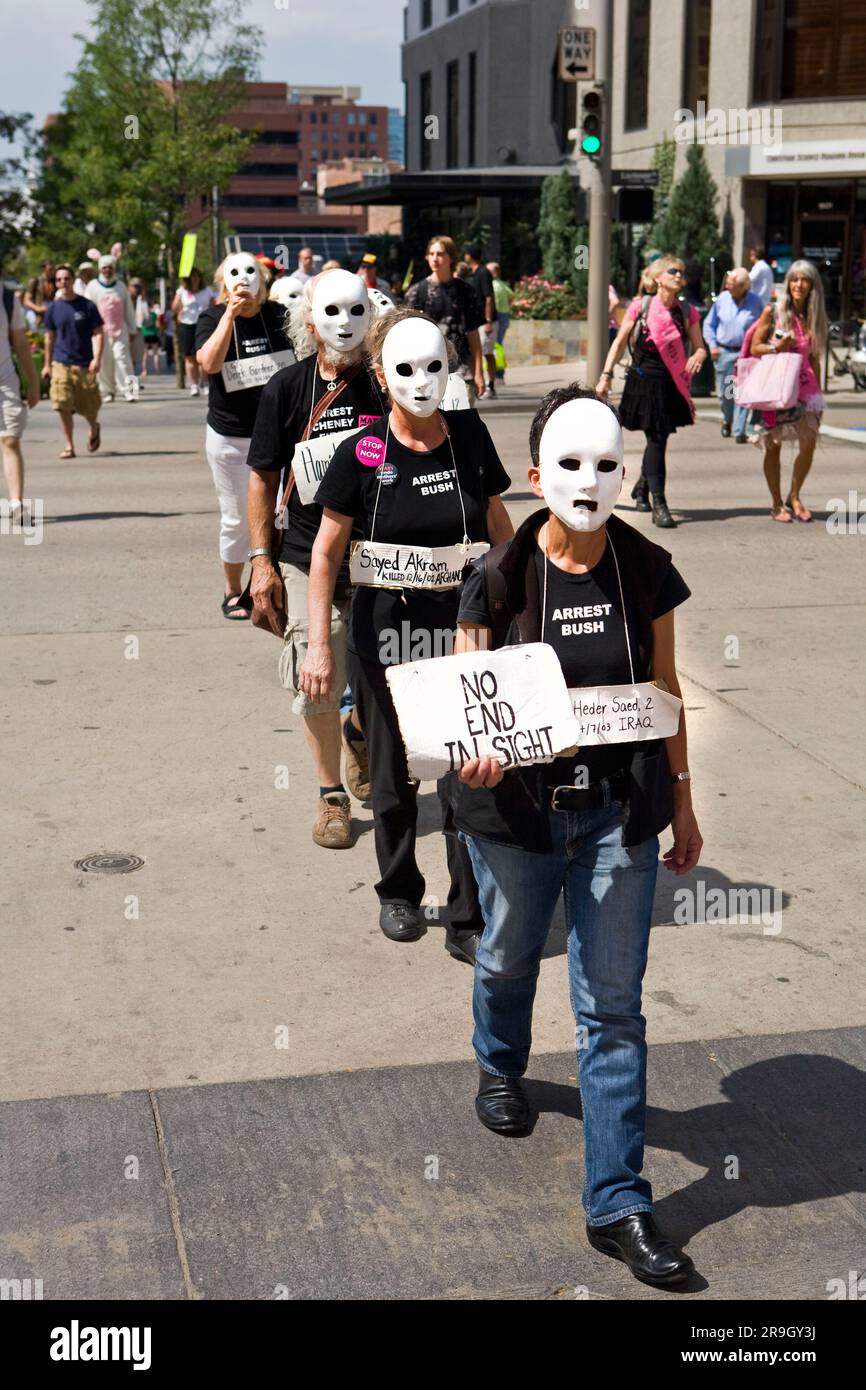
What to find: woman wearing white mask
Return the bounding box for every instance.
[195,254,294,619]
[300,308,514,954]
[248,269,386,851]
[449,385,703,1288]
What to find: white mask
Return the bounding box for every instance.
[311,269,370,352]
[269,274,305,307]
[368,286,394,319]
[223,253,261,298]
[537,398,624,532]
[382,318,449,417]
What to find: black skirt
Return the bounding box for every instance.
[619,354,694,436]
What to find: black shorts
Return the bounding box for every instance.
[178,322,197,357]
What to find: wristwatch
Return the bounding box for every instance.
[248,547,271,561]
[671,771,691,784]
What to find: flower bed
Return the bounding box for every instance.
[510,275,584,321]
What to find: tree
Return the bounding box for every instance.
[661,144,730,281]
[32,0,262,281]
[642,135,676,259]
[0,112,35,269]
[537,168,582,285]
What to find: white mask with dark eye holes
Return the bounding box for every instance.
[223,253,261,298]
[537,398,624,533]
[382,318,449,418]
[269,274,305,307]
[311,269,370,352]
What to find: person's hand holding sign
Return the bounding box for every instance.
[299,641,335,705]
[458,756,504,790]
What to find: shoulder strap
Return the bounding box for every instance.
[628,293,652,352]
[479,548,512,650]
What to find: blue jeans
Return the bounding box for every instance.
[714,347,748,435]
[462,796,659,1226]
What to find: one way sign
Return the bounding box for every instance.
[558,26,595,82]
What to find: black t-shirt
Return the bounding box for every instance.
[468,265,497,322]
[247,354,386,570]
[458,536,690,784]
[195,301,293,438]
[404,277,484,371]
[315,409,511,662]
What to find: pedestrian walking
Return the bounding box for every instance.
[404,236,486,401]
[161,306,175,371]
[1,277,40,513]
[172,268,215,397]
[85,249,138,403]
[43,265,104,458]
[73,262,95,297]
[488,262,513,379]
[128,278,149,384]
[451,386,702,1287]
[748,245,775,307]
[293,246,315,283]
[22,262,56,328]
[597,257,708,528]
[703,268,763,442]
[301,308,513,952]
[195,254,296,620]
[747,259,827,523]
[463,243,498,396]
[247,270,383,850]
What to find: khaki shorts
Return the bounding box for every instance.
[50,363,101,420]
[278,560,349,716]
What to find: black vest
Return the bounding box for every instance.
[447,508,677,852]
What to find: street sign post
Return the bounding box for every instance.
[611,169,659,187]
[558,26,595,81]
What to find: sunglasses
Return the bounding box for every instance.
[665,268,685,278]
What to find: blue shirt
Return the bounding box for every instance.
[703,289,763,351]
[44,295,103,366]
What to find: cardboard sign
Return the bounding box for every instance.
[178,233,197,280]
[386,642,580,781]
[292,425,364,506]
[221,347,296,394]
[442,374,471,410]
[569,682,682,744]
[350,540,489,590]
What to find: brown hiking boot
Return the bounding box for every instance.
[341,715,371,801]
[312,793,353,849]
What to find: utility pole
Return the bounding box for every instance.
[211,186,221,272]
[582,0,613,386]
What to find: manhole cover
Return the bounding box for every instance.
[74,852,145,875]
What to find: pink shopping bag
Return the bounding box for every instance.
[734,352,801,410]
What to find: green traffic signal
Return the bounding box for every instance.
[581,134,601,155]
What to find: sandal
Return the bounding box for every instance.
[786,496,812,523]
[221,593,251,620]
[771,506,792,523]
[60,447,75,459]
[87,422,101,453]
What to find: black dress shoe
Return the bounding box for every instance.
[586,1212,695,1287]
[445,928,481,965]
[721,422,732,437]
[475,1068,531,1134]
[630,475,651,512]
[379,904,426,942]
[735,432,748,443]
[651,496,677,528]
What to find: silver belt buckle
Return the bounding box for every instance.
[551,785,577,812]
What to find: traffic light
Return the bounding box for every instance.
[580,87,603,161]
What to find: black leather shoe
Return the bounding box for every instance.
[586,1212,695,1287]
[475,1068,531,1134]
[735,432,748,443]
[379,905,426,942]
[651,496,677,528]
[630,475,651,512]
[445,928,481,965]
[720,422,732,437]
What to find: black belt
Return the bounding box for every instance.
[548,771,628,813]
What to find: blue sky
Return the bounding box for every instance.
[7,0,406,129]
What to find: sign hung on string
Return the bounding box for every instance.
[350,539,489,590]
[569,682,682,745]
[291,425,365,506]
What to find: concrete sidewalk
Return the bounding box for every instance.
[1,375,864,1299]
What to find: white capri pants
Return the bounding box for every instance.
[205,424,251,564]
[100,333,138,400]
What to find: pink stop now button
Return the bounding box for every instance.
[355,435,386,467]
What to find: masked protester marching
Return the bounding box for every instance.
[299,308,514,958]
[448,386,704,1288]
[195,253,295,621]
[246,269,386,850]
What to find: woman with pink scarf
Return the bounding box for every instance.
[597,256,708,528]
